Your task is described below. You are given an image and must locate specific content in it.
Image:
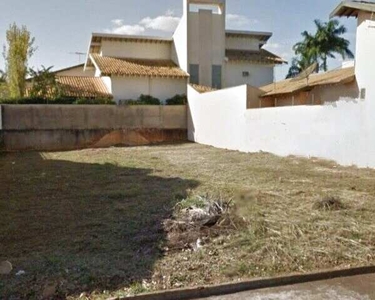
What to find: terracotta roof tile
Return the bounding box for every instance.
[226,49,286,65]
[260,67,355,97]
[190,84,217,93]
[56,76,112,98]
[90,54,189,79]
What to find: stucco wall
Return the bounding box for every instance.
[188,10,225,87]
[56,66,95,77]
[188,83,375,168]
[172,0,189,72]
[1,105,187,151]
[110,76,187,102]
[225,62,274,88]
[101,40,171,60]
[225,36,260,51]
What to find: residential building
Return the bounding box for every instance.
[51,0,284,103]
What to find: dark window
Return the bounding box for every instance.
[190,64,199,85]
[243,71,250,77]
[212,65,222,89]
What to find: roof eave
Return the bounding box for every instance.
[330,1,375,19]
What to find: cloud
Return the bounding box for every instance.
[105,11,180,36]
[264,42,281,50]
[111,19,124,27]
[108,24,145,35]
[226,14,258,29]
[139,14,180,32]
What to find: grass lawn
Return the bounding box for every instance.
[1,143,375,299]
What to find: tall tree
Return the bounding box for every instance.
[3,23,36,98]
[287,19,354,78]
[314,19,354,71]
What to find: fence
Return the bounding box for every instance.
[188,84,375,168]
[0,105,187,151]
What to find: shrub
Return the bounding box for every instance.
[0,97,115,105]
[138,94,161,105]
[119,95,161,106]
[74,98,115,105]
[166,94,187,105]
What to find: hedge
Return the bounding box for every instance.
[119,94,187,106]
[0,97,115,105]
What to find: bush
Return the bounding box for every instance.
[0,97,115,105]
[119,95,161,106]
[166,94,187,105]
[74,98,115,105]
[138,94,161,105]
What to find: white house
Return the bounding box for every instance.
[53,0,284,103]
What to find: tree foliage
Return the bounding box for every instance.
[3,23,36,98]
[29,66,61,99]
[0,69,9,99]
[287,19,354,79]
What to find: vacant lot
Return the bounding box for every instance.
[1,143,375,299]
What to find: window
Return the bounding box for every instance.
[242,71,250,77]
[190,64,199,85]
[212,65,222,89]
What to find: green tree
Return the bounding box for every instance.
[0,69,9,99]
[3,23,36,98]
[287,19,354,78]
[29,66,61,99]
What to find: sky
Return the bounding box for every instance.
[0,0,358,80]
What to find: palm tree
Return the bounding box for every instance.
[287,19,354,78]
[314,19,354,71]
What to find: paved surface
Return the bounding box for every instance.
[199,274,375,300]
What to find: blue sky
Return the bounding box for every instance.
[0,0,357,80]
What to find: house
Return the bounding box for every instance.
[247,64,359,109]
[51,0,284,103]
[243,0,375,109]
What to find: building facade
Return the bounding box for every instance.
[52,0,283,103]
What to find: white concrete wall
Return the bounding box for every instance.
[101,40,171,60]
[355,12,375,91]
[225,36,260,51]
[55,66,95,77]
[225,62,274,88]
[188,82,375,168]
[172,0,189,72]
[111,76,187,103]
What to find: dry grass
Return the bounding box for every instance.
[1,143,375,299]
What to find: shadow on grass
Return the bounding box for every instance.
[0,152,199,299]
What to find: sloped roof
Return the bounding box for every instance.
[90,54,189,79]
[226,49,286,65]
[190,84,217,93]
[56,76,112,98]
[330,1,375,18]
[260,67,355,97]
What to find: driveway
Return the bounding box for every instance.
[199,274,375,300]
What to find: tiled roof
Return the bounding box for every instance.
[226,49,286,65]
[90,54,189,79]
[56,76,112,98]
[260,67,355,97]
[190,84,217,93]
